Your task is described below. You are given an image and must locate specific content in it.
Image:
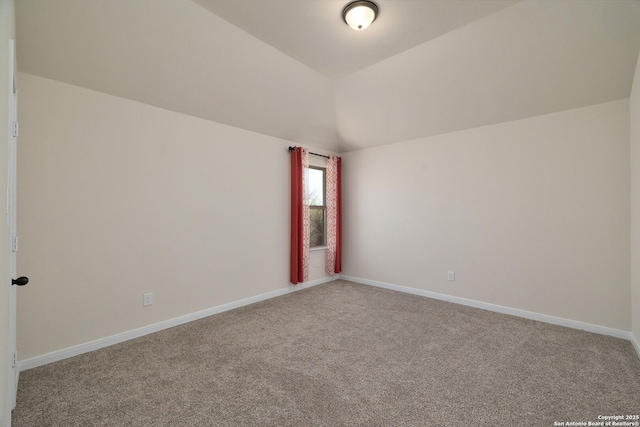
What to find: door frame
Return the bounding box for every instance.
[8,38,18,411]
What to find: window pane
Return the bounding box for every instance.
[310,208,325,247]
[308,168,324,206]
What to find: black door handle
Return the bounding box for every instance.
[12,276,28,286]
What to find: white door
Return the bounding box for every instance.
[7,38,24,412]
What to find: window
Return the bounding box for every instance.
[308,166,326,247]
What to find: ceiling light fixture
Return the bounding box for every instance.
[342,1,378,31]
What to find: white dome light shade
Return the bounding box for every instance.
[342,1,378,31]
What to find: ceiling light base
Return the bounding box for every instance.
[342,1,379,31]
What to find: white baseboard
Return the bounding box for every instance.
[339,275,633,342]
[20,274,638,371]
[19,275,337,372]
[631,333,640,360]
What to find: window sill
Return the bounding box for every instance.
[310,246,327,253]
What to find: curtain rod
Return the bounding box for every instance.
[288,146,330,159]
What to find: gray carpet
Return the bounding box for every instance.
[12,280,640,426]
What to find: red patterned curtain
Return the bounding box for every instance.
[326,155,342,274]
[290,147,310,284]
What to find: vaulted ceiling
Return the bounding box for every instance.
[15,0,640,153]
[191,0,517,79]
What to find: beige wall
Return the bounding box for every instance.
[631,51,640,348]
[1,2,15,425]
[13,51,639,372]
[343,99,630,331]
[16,73,333,360]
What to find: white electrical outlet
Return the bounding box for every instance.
[143,292,153,306]
[447,271,455,282]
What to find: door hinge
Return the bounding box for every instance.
[12,236,18,252]
[11,351,17,368]
[12,121,18,137]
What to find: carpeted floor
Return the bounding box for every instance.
[12,280,640,426]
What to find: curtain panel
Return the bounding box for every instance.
[290,147,310,284]
[326,155,342,274]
